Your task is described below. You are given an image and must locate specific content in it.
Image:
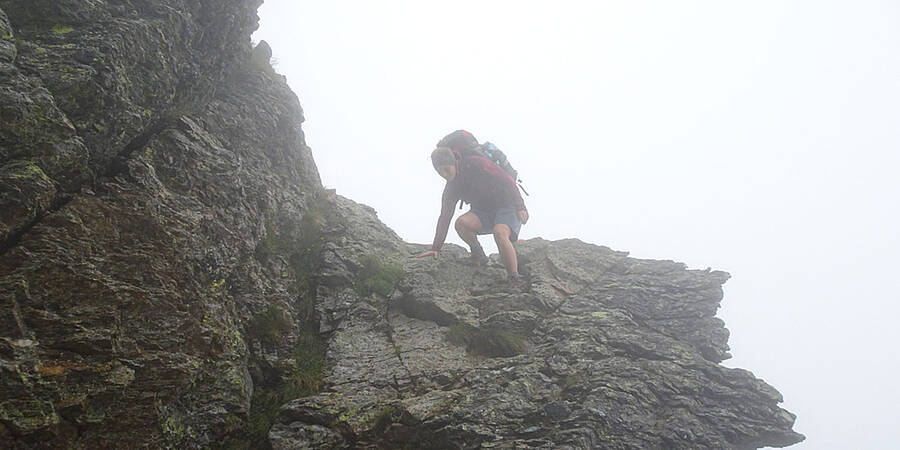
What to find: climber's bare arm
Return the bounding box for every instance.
[416,250,439,259]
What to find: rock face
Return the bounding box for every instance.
[271,233,803,449]
[0,1,803,449]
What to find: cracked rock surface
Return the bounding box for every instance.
[0,1,803,449]
[273,222,804,449]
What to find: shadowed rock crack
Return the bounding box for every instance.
[0,194,71,255]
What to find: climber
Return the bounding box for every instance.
[416,144,529,283]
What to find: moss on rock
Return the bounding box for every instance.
[0,399,59,434]
[224,330,326,449]
[355,254,404,298]
[50,25,74,35]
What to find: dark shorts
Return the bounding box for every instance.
[470,205,522,242]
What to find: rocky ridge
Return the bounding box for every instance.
[0,1,803,448]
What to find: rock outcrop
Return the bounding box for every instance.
[0,1,803,449]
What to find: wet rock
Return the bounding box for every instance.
[269,234,803,449]
[0,1,803,449]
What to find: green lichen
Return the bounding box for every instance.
[2,33,12,40]
[447,323,527,357]
[355,255,404,298]
[198,312,250,405]
[225,364,247,391]
[161,416,184,436]
[337,404,361,423]
[7,162,50,182]
[210,278,226,292]
[159,413,197,444]
[590,311,608,319]
[51,25,74,35]
[0,400,59,432]
[213,314,244,355]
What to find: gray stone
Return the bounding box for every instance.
[0,1,803,449]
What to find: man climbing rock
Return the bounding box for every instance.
[416,131,529,283]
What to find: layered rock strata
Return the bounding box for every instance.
[271,227,803,449]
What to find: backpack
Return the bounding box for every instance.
[436,130,529,197]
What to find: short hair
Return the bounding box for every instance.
[431,147,456,170]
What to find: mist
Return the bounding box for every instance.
[253,1,900,448]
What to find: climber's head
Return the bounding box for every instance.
[431,147,457,181]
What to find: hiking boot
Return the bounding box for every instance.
[469,246,488,266]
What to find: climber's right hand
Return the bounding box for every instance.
[416,250,439,259]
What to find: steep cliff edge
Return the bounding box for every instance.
[0,2,803,449]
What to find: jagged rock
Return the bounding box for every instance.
[270,222,803,449]
[0,1,803,449]
[251,40,274,72]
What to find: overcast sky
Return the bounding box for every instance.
[253,1,900,448]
